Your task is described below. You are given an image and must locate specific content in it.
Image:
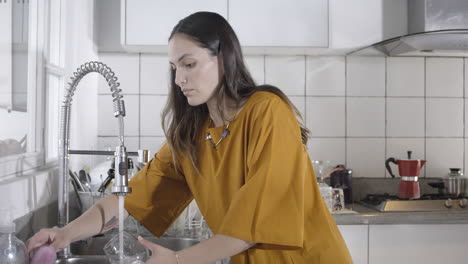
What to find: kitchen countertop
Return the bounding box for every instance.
[332,203,468,225]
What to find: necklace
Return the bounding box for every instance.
[205,121,230,149]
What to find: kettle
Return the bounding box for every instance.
[385,150,426,199]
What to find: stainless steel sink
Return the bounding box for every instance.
[55,255,110,264]
[55,236,200,263]
[71,236,200,255]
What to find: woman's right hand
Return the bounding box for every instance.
[26,227,72,253]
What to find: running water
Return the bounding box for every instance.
[119,195,125,261]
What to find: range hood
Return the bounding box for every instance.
[349,0,468,57]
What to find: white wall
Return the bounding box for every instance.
[64,0,99,171]
[97,53,468,179]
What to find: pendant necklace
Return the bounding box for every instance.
[206,121,230,149]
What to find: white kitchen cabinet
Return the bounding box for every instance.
[229,0,328,47]
[329,0,407,50]
[338,225,368,264]
[369,224,468,264]
[121,0,227,48]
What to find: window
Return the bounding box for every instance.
[44,0,66,161]
[0,0,44,179]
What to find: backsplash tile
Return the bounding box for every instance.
[306,56,345,96]
[347,97,385,137]
[140,54,170,95]
[140,95,167,137]
[244,55,265,85]
[426,138,464,178]
[387,57,424,97]
[426,57,463,98]
[386,98,425,137]
[465,59,468,97]
[346,57,385,96]
[347,138,386,178]
[289,96,306,122]
[265,56,305,96]
[426,98,463,137]
[98,53,140,94]
[97,52,468,178]
[140,136,166,157]
[306,97,345,137]
[307,138,346,166]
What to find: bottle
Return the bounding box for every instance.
[318,181,333,211]
[0,210,29,263]
[128,158,136,179]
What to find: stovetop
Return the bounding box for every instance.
[360,193,468,212]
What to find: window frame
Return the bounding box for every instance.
[0,0,66,180]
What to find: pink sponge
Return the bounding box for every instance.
[30,246,57,264]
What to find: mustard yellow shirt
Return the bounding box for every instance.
[125,91,352,263]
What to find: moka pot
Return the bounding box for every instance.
[385,151,426,199]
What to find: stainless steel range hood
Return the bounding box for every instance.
[349,0,468,57]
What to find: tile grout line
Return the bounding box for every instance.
[384,57,388,178]
[138,53,142,149]
[344,56,347,167]
[424,57,427,178]
[304,55,307,126]
[464,58,466,176]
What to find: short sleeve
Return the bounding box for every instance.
[125,143,193,237]
[217,96,306,249]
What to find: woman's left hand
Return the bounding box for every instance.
[138,236,178,264]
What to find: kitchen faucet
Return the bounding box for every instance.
[58,61,136,257]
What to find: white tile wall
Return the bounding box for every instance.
[289,96,306,122]
[347,138,386,178]
[465,59,468,97]
[387,98,425,137]
[387,57,424,97]
[426,58,463,98]
[140,54,170,95]
[98,53,140,94]
[306,56,345,96]
[306,97,345,137]
[346,56,385,96]
[307,138,346,166]
[140,95,168,137]
[426,98,463,137]
[426,138,464,178]
[140,137,167,158]
[347,97,385,137]
[244,56,265,85]
[265,56,305,96]
[97,53,468,178]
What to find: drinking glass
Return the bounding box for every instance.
[332,188,345,212]
[103,231,149,264]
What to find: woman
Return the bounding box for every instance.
[27,12,352,263]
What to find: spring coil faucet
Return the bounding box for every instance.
[58,61,132,256]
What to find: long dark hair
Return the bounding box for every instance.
[162,11,309,170]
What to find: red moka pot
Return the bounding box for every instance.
[385,151,426,199]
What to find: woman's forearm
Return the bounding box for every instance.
[176,234,255,264]
[64,194,126,242]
